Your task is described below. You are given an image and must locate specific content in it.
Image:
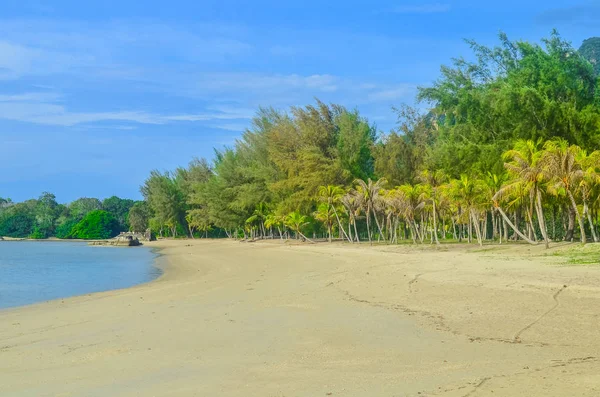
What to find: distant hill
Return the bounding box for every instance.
[579,37,600,75]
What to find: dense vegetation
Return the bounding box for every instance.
[4,32,600,248]
[579,37,600,76]
[135,32,600,247]
[0,194,138,240]
[69,210,120,240]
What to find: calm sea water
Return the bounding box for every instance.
[0,241,161,310]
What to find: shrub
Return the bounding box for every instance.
[55,219,79,239]
[70,210,119,240]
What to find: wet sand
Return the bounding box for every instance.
[1,239,600,396]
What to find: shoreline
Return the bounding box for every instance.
[0,240,166,313]
[2,239,600,395]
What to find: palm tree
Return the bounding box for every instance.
[340,191,363,242]
[398,184,423,243]
[541,139,586,244]
[450,175,486,246]
[483,172,507,243]
[382,188,411,243]
[317,185,351,242]
[313,203,335,242]
[285,211,312,242]
[417,170,447,245]
[576,149,600,242]
[265,213,285,239]
[245,202,270,238]
[354,178,387,244]
[496,139,549,248]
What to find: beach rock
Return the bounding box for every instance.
[88,234,141,247]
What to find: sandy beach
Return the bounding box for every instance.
[1,240,600,396]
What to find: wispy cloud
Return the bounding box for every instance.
[0,92,63,102]
[0,99,254,127]
[366,84,417,102]
[536,4,600,26]
[0,18,419,133]
[390,3,451,14]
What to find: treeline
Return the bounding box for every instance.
[8,31,600,246]
[0,194,149,239]
[138,32,600,246]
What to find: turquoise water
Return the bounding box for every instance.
[0,241,161,310]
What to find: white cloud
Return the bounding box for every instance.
[0,97,254,127]
[391,3,451,14]
[0,92,63,102]
[367,84,417,102]
[191,73,339,93]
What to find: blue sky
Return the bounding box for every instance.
[2,0,599,202]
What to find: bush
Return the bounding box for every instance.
[55,219,79,239]
[70,210,119,240]
[0,213,35,238]
[29,227,47,239]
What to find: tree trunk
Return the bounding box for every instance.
[584,201,598,243]
[412,220,421,243]
[534,189,550,249]
[371,206,385,244]
[567,190,586,244]
[470,210,483,246]
[451,217,457,240]
[353,218,360,243]
[442,217,447,239]
[495,206,538,245]
[409,221,417,244]
[467,216,472,243]
[551,206,556,241]
[348,221,353,243]
[432,199,440,245]
[565,205,575,241]
[332,205,352,243]
[366,209,372,245]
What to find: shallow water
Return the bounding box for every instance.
[0,241,160,309]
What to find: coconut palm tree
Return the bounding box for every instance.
[450,175,486,246]
[317,185,351,242]
[340,191,363,242]
[245,202,270,238]
[397,184,423,243]
[354,178,387,244]
[576,149,600,242]
[264,213,285,239]
[382,188,411,243]
[496,139,549,248]
[313,203,335,242]
[541,139,586,244]
[417,170,447,245]
[284,211,312,242]
[483,172,507,242]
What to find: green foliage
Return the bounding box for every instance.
[141,170,187,237]
[127,201,151,232]
[102,196,134,231]
[419,31,600,177]
[70,210,120,240]
[7,31,600,248]
[29,227,47,240]
[579,37,600,76]
[68,197,102,221]
[0,211,35,237]
[55,219,79,239]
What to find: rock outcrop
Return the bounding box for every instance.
[88,232,145,247]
